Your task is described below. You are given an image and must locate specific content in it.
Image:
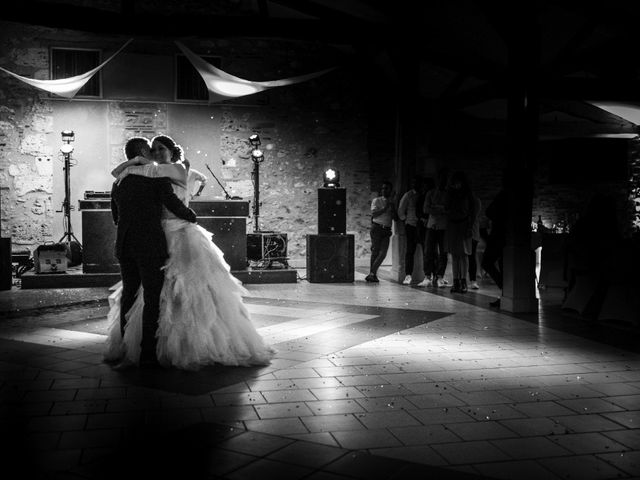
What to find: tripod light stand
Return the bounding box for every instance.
[58,131,82,263]
[249,134,264,233]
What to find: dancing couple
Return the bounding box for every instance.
[104,134,275,370]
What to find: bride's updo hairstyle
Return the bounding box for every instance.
[152,134,184,163]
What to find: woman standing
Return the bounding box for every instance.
[444,171,477,293]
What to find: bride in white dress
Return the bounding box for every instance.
[104,134,275,370]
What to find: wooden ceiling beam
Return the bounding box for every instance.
[2,1,370,43]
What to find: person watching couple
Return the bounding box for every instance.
[104,134,275,370]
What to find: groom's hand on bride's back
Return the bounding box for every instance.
[186,208,197,223]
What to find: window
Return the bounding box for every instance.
[50,48,101,97]
[176,53,222,101]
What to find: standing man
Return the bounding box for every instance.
[366,181,396,283]
[110,136,197,368]
[398,176,425,285]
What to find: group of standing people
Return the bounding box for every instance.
[367,167,506,301]
[408,168,481,293]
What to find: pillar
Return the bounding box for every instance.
[501,12,539,313]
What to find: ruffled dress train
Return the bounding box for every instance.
[104,218,275,370]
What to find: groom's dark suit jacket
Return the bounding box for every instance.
[111,175,197,260]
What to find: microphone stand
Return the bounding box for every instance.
[205,164,240,200]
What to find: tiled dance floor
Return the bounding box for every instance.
[1,269,639,479]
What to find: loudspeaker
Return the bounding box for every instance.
[247,232,288,261]
[307,234,354,283]
[318,188,346,234]
[0,237,11,290]
[190,200,250,217]
[81,210,119,273]
[197,217,247,271]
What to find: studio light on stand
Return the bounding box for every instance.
[249,134,264,233]
[57,130,82,266]
[245,133,289,270]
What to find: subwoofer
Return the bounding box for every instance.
[318,188,346,234]
[306,234,354,283]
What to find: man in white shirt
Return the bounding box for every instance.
[366,181,396,283]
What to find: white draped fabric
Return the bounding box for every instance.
[0,38,332,101]
[175,41,335,103]
[0,39,133,98]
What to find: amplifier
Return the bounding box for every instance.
[84,191,111,199]
[79,199,111,210]
[34,244,68,274]
[247,232,288,261]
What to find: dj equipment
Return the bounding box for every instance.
[191,200,249,271]
[247,232,288,261]
[84,191,111,199]
[306,234,354,283]
[34,243,68,273]
[79,191,111,211]
[318,187,346,234]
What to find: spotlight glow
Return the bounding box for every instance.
[323,168,340,187]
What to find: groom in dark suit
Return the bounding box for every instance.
[111,137,197,368]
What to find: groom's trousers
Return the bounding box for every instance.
[119,254,166,361]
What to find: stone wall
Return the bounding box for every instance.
[0,25,56,249]
[218,89,371,260]
[0,21,378,261]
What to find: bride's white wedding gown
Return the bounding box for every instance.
[104,181,275,370]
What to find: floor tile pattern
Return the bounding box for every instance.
[1,270,639,479]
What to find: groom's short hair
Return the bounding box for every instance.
[124,137,151,160]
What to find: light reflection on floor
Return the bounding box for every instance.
[0,268,639,479]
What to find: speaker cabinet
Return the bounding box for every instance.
[81,205,119,273]
[190,200,249,217]
[318,188,346,234]
[247,232,288,261]
[197,217,247,271]
[0,237,11,290]
[307,234,354,283]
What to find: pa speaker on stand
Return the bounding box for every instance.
[318,187,346,234]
